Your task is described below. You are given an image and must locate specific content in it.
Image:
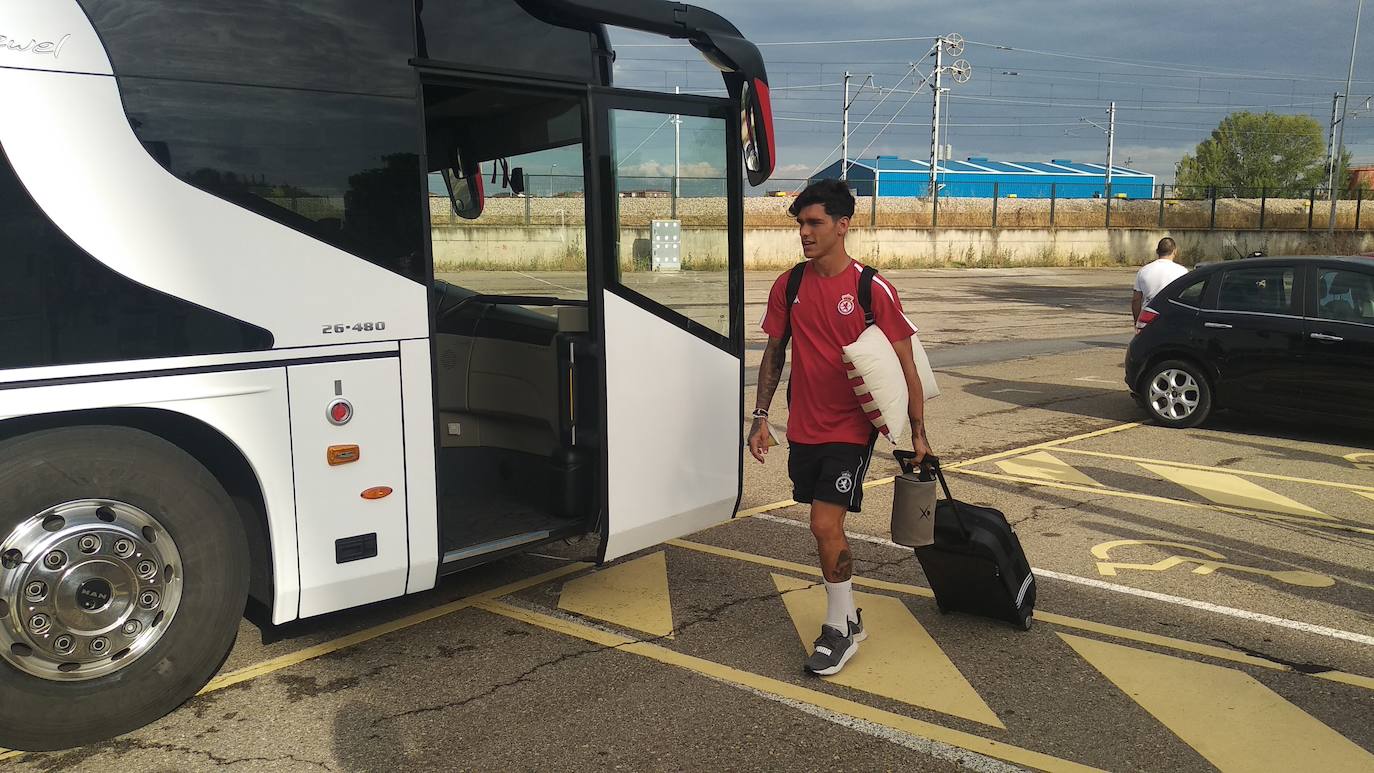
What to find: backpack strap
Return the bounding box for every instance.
[778,261,806,406]
[778,261,807,351]
[857,265,877,327]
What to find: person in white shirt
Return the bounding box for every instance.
[1132,237,1188,322]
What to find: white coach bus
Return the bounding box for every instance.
[0,0,775,749]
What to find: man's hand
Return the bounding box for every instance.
[748,417,772,463]
[912,432,933,464]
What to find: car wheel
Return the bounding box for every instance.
[1141,359,1213,429]
[0,426,249,751]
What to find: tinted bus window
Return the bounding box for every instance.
[0,150,272,371]
[80,0,416,97]
[121,80,426,281]
[417,0,599,83]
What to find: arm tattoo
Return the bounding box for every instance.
[753,339,785,414]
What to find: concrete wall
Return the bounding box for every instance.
[431,224,1374,271]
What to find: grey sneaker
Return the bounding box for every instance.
[848,608,866,643]
[804,624,857,676]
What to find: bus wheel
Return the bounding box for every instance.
[0,426,249,751]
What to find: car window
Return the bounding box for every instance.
[1216,267,1295,314]
[1174,278,1207,307]
[1316,268,1374,323]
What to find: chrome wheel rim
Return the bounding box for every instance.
[0,500,183,681]
[1148,368,1201,421]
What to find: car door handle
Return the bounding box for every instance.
[1204,322,1233,329]
[1310,332,1344,342]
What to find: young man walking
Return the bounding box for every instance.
[1132,237,1188,323]
[748,179,932,676]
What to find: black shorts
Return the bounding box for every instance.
[788,435,878,513]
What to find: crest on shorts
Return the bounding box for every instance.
[837,294,856,316]
[835,470,854,493]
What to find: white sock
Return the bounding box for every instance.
[824,580,856,632]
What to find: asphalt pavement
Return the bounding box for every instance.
[4,268,1370,772]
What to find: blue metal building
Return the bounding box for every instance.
[813,156,1155,199]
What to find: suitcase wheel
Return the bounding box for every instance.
[1018,613,1033,631]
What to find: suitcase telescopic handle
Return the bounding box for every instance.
[893,452,970,540]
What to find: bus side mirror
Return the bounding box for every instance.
[510,166,526,195]
[737,77,775,187]
[444,156,484,220]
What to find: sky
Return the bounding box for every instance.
[605,0,1374,185]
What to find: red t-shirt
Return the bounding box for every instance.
[760,260,918,445]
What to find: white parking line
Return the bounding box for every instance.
[750,513,1374,648]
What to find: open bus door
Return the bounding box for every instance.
[592,91,745,560]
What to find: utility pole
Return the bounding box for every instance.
[927,35,970,199]
[1331,0,1365,233]
[1105,101,1116,195]
[930,42,943,200]
[672,85,681,217]
[842,72,850,180]
[673,86,681,200]
[1327,91,1345,205]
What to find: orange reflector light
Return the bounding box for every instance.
[327,445,360,466]
[361,486,393,500]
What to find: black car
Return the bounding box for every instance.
[1125,256,1374,428]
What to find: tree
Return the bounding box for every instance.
[1174,112,1349,197]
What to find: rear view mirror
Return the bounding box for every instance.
[443,154,484,220]
[510,166,526,195]
[738,78,775,187]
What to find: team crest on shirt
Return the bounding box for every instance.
[837,294,856,316]
[835,470,854,493]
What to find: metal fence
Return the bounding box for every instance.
[265,175,1374,232]
[748,179,1374,231]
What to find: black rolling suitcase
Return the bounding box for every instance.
[896,453,1037,630]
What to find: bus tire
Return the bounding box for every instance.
[0,426,249,751]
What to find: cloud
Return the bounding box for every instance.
[607,1,1374,183]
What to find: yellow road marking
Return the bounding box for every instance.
[996,451,1103,487]
[1092,540,1335,588]
[1053,448,1374,493]
[772,573,1004,727]
[948,467,1374,536]
[199,562,591,695]
[558,551,674,638]
[478,599,1103,773]
[1061,633,1374,772]
[667,538,1374,692]
[1344,452,1374,471]
[1139,463,1330,519]
[734,421,1144,519]
[943,422,1144,470]
[0,562,591,764]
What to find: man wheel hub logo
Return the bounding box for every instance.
[76,578,114,612]
[837,294,856,316]
[836,471,854,493]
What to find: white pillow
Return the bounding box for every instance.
[841,325,910,441]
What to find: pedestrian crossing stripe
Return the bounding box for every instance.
[995,451,1103,487]
[558,551,674,638]
[771,573,1004,727]
[548,546,1373,771]
[955,451,1374,534]
[1061,633,1374,772]
[1138,463,1331,519]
